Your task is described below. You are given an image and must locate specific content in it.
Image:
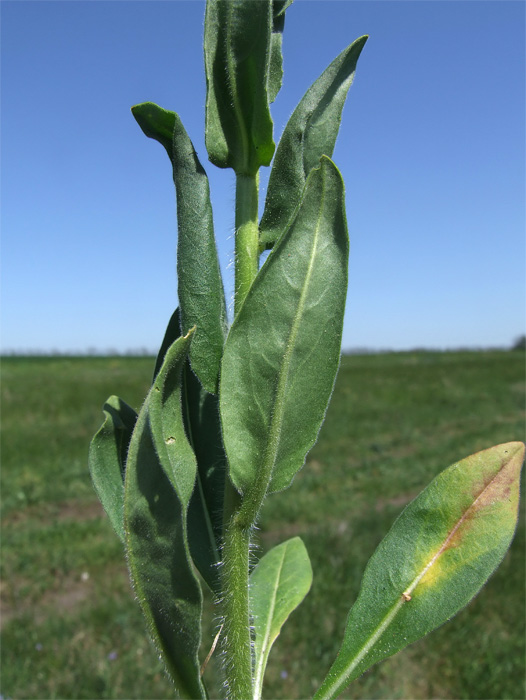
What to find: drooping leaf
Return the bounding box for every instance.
[89,396,137,542]
[260,35,367,248]
[220,156,348,500]
[132,103,227,393]
[268,0,294,104]
[204,0,275,174]
[314,442,526,700]
[124,332,205,699]
[250,537,313,699]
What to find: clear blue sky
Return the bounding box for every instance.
[2,0,524,354]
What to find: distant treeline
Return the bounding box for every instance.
[0,347,156,358]
[2,337,525,358]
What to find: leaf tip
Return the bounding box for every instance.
[490,440,524,478]
[503,440,525,477]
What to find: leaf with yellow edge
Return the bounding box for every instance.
[314,441,525,700]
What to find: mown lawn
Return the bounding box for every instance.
[1,351,524,699]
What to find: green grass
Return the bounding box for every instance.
[1,351,524,699]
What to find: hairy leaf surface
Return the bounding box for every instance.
[260,35,367,248]
[220,156,348,499]
[250,537,312,699]
[124,332,205,699]
[132,102,227,394]
[204,0,275,174]
[153,308,224,592]
[149,330,198,508]
[89,395,137,542]
[314,442,525,700]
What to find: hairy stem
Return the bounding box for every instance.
[220,170,261,699]
[221,515,253,699]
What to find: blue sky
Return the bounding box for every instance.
[2,0,524,353]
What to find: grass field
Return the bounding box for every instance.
[1,350,524,700]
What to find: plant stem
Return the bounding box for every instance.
[221,515,253,700]
[234,172,259,316]
[220,171,260,699]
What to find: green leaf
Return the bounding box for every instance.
[204,0,275,174]
[132,103,227,393]
[152,327,225,590]
[250,537,313,699]
[260,35,367,248]
[314,441,526,700]
[184,365,225,594]
[220,156,348,503]
[89,396,137,542]
[149,330,198,508]
[124,332,205,699]
[171,111,227,394]
[152,309,225,592]
[268,0,294,104]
